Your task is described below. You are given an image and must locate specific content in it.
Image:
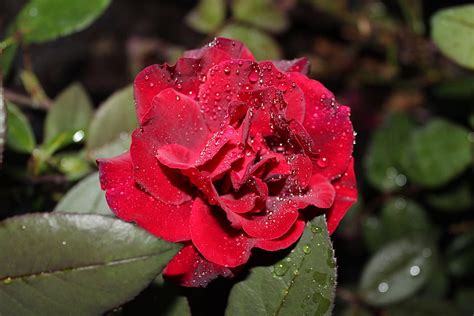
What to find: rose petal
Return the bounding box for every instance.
[198,60,305,131]
[135,49,231,124]
[288,72,354,180]
[241,197,299,240]
[184,37,255,60]
[292,174,336,209]
[190,198,255,267]
[327,158,357,234]
[272,57,310,74]
[255,219,305,251]
[164,244,233,287]
[220,192,257,214]
[98,152,192,242]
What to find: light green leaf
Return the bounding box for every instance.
[87,85,137,152]
[232,0,289,33]
[16,0,112,43]
[186,0,226,34]
[226,216,336,316]
[6,102,36,153]
[44,83,93,143]
[88,132,131,161]
[218,23,281,60]
[0,213,180,315]
[364,112,415,192]
[359,238,435,306]
[400,119,471,188]
[431,4,474,69]
[1,42,18,79]
[54,172,111,215]
[54,152,93,181]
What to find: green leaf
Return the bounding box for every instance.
[380,198,435,241]
[54,152,93,181]
[362,216,386,253]
[0,87,5,164]
[152,275,191,316]
[54,172,111,215]
[44,83,93,143]
[431,4,474,69]
[186,0,226,34]
[447,231,474,277]
[226,216,336,316]
[359,238,435,306]
[400,119,471,188]
[425,181,473,212]
[86,85,137,152]
[1,42,18,78]
[88,132,131,161]
[15,0,112,43]
[218,23,281,60]
[232,0,289,33]
[0,213,180,315]
[364,112,415,192]
[5,102,36,153]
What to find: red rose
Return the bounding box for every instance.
[98,38,357,287]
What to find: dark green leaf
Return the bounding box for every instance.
[0,42,18,78]
[0,213,180,315]
[54,172,111,215]
[44,83,93,143]
[226,216,336,316]
[186,0,226,34]
[6,102,36,153]
[434,76,474,99]
[425,181,472,212]
[447,231,474,277]
[359,238,435,306]
[218,23,281,60]
[86,85,137,152]
[431,4,474,69]
[152,275,191,316]
[16,0,112,43]
[380,198,435,241]
[232,0,289,33]
[400,119,471,188]
[362,216,386,253]
[364,112,415,192]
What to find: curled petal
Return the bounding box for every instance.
[164,244,233,287]
[190,198,255,267]
[255,219,305,251]
[327,158,358,234]
[98,153,192,242]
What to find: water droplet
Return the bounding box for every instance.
[224,66,231,75]
[72,130,85,143]
[311,225,322,234]
[273,261,289,276]
[303,244,312,254]
[410,265,420,276]
[316,157,328,168]
[249,71,259,83]
[62,241,67,246]
[378,282,389,293]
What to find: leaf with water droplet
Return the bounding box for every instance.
[226,215,336,316]
[364,112,415,192]
[44,83,93,144]
[0,213,180,315]
[359,238,436,306]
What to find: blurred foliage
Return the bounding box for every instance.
[0,0,473,315]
